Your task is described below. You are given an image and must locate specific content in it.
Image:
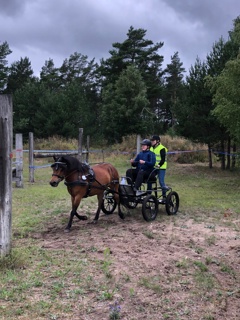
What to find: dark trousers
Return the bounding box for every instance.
[126,168,152,190]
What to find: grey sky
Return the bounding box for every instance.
[1,0,239,76]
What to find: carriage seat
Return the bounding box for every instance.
[143,169,158,184]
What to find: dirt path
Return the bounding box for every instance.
[33,206,240,320]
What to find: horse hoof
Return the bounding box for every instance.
[79,215,88,220]
[64,228,70,233]
[92,219,98,224]
[119,213,125,220]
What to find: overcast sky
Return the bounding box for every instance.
[1,0,239,76]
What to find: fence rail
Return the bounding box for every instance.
[28,129,89,182]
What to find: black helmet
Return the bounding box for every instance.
[150,135,160,141]
[140,139,151,147]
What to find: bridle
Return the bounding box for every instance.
[51,161,72,181]
[52,169,80,182]
[51,161,82,182]
[51,172,65,181]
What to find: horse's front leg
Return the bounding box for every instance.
[65,195,87,232]
[65,209,75,233]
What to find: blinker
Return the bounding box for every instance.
[51,161,67,170]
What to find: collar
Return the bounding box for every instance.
[153,142,160,149]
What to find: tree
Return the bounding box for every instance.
[12,51,101,140]
[210,56,240,143]
[206,37,232,77]
[101,65,151,143]
[58,52,98,88]
[13,80,44,137]
[99,26,164,110]
[175,57,226,169]
[209,16,240,142]
[176,58,214,142]
[162,52,185,130]
[40,59,61,91]
[205,16,240,168]
[5,57,34,94]
[43,81,99,139]
[0,41,12,92]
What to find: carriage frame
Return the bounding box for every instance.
[102,168,180,222]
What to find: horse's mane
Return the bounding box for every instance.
[60,155,86,172]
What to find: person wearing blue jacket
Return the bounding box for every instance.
[126,139,156,195]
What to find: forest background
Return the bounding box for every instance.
[1,16,240,169]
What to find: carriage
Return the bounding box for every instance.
[102,168,179,222]
[50,156,179,232]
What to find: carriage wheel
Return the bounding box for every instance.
[126,198,138,209]
[142,195,158,222]
[101,192,117,215]
[119,194,138,209]
[165,191,179,215]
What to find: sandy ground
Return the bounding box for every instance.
[33,203,240,320]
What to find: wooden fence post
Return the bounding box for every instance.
[78,128,83,162]
[15,133,23,188]
[86,135,90,163]
[29,132,34,182]
[137,134,141,154]
[0,94,13,257]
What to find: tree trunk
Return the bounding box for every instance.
[226,136,230,170]
[232,143,236,169]
[208,145,213,169]
[220,139,225,170]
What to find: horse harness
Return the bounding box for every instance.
[62,163,118,198]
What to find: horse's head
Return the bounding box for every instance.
[49,156,68,187]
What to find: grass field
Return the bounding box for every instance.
[1,150,240,320]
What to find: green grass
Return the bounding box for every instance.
[166,162,240,218]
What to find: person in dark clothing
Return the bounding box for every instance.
[126,139,156,196]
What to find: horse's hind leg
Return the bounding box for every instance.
[114,192,124,220]
[93,194,103,222]
[118,204,124,219]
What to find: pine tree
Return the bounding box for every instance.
[5,57,34,94]
[0,41,12,92]
[101,65,151,143]
[163,52,185,129]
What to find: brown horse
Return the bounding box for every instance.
[49,155,124,232]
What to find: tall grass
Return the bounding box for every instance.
[30,135,79,150]
[27,134,210,165]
